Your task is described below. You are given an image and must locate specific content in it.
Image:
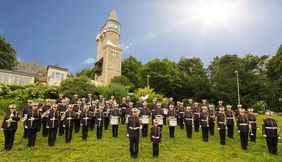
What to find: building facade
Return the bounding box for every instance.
[94,9,122,85]
[0,69,35,85]
[47,65,68,86]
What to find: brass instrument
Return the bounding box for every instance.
[22,114,28,122]
[41,107,52,118]
[60,108,69,121]
[7,112,15,127]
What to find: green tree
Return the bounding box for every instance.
[266,45,282,111]
[0,36,18,69]
[59,77,95,98]
[110,75,134,90]
[96,83,128,103]
[140,58,182,98]
[121,56,142,88]
[76,68,94,79]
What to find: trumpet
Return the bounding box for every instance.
[22,114,28,122]
[60,108,69,121]
[41,107,52,118]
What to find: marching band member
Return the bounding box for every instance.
[127,108,141,159]
[150,99,157,125]
[98,95,105,107]
[161,99,168,125]
[216,100,224,114]
[168,97,175,106]
[95,106,104,139]
[58,99,67,136]
[140,102,150,137]
[184,106,194,138]
[137,98,144,109]
[247,108,257,142]
[167,104,177,138]
[217,107,227,145]
[151,119,162,158]
[208,105,216,136]
[177,102,185,129]
[89,100,97,131]
[22,99,33,138]
[201,99,208,108]
[41,99,52,137]
[200,106,209,142]
[74,100,82,133]
[120,97,129,124]
[193,102,200,132]
[126,102,133,124]
[71,94,79,104]
[154,102,164,130]
[262,111,280,155]
[80,105,91,140]
[226,105,235,138]
[234,104,242,118]
[56,94,64,104]
[63,104,75,143]
[26,102,41,147]
[188,99,194,109]
[47,104,60,146]
[110,103,121,137]
[86,93,93,105]
[237,108,249,150]
[103,101,111,130]
[1,104,20,151]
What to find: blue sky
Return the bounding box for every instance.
[0,0,281,74]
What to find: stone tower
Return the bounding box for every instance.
[94,9,122,85]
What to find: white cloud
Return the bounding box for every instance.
[83,57,96,65]
[123,42,134,50]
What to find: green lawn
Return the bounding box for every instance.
[0,115,281,162]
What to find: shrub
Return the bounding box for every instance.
[96,83,129,103]
[133,87,163,105]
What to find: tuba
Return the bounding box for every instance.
[141,92,148,101]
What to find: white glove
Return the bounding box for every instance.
[25,126,28,129]
[200,125,202,128]
[127,134,129,138]
[278,137,281,140]
[63,125,65,128]
[140,126,143,130]
[238,130,240,133]
[46,126,49,128]
[80,124,83,126]
[217,128,220,130]
[263,134,267,137]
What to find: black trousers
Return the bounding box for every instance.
[130,135,139,158]
[59,121,64,136]
[27,129,37,147]
[186,125,192,138]
[112,125,119,137]
[219,130,226,145]
[23,123,27,138]
[240,132,248,150]
[4,130,16,151]
[169,126,175,138]
[142,124,148,137]
[90,118,95,131]
[82,125,89,140]
[250,128,256,142]
[97,126,103,139]
[65,126,73,143]
[48,127,58,146]
[194,119,199,132]
[74,119,80,133]
[179,117,184,129]
[41,121,48,137]
[152,143,159,157]
[163,115,167,125]
[104,117,109,130]
[152,115,155,125]
[209,122,215,136]
[227,124,234,138]
[266,137,278,155]
[121,112,125,124]
[202,127,209,142]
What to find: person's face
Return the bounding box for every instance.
[32,106,37,110]
[240,112,244,116]
[267,115,272,119]
[10,108,15,112]
[133,112,137,116]
[53,107,58,111]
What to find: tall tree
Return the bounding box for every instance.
[76,68,94,79]
[121,56,142,88]
[0,36,18,69]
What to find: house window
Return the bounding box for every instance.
[51,72,55,79]
[61,73,65,80]
[56,72,60,79]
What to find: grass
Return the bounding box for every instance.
[0,115,281,162]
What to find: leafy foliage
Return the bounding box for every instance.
[59,76,95,98]
[76,68,94,79]
[121,56,143,88]
[110,75,134,91]
[132,87,163,104]
[96,83,129,103]
[0,36,18,69]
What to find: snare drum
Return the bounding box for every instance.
[155,115,163,125]
[141,115,149,124]
[169,117,177,127]
[110,116,119,125]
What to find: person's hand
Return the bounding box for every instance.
[263,134,267,137]
[127,134,129,138]
[217,128,220,130]
[46,126,49,128]
[237,130,240,133]
[80,124,83,126]
[63,125,65,128]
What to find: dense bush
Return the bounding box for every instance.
[59,76,96,98]
[96,83,129,103]
[132,87,163,105]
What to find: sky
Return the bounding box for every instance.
[0,0,281,74]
